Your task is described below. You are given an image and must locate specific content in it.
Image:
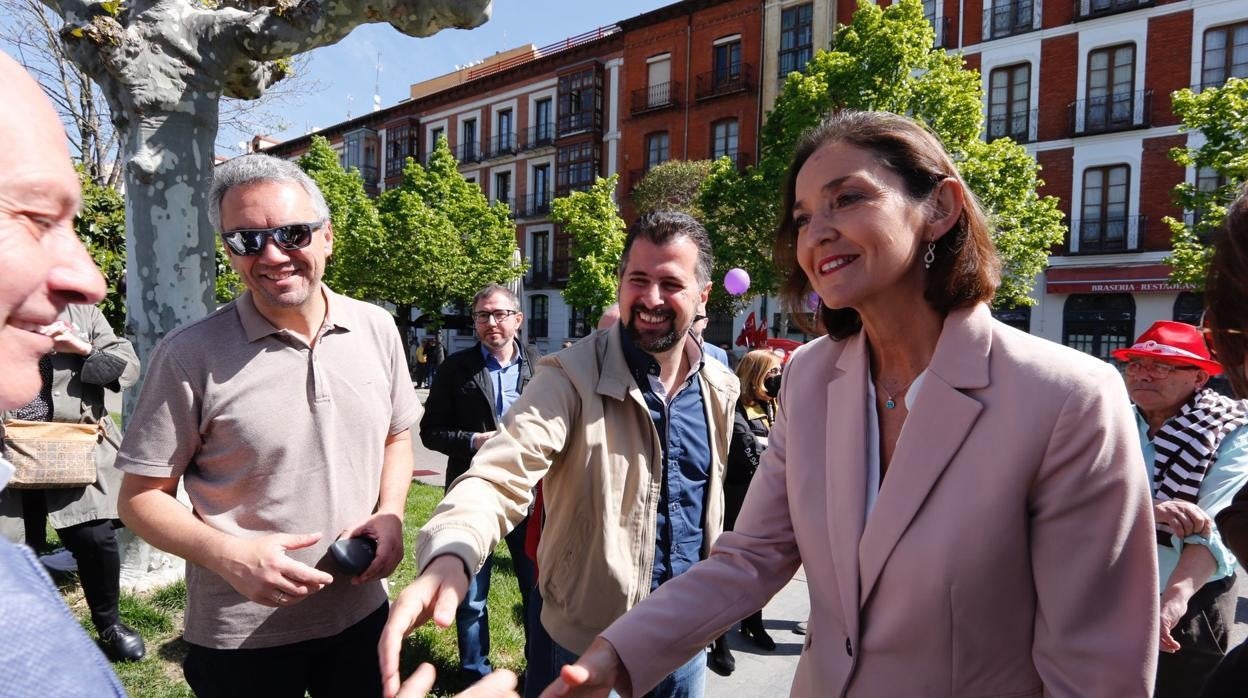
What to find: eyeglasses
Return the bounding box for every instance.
[1124,360,1200,379]
[472,309,519,324]
[220,220,325,256]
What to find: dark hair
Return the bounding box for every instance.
[774,110,1001,339]
[619,210,713,287]
[1206,180,1248,397]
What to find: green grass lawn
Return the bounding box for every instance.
[58,483,525,697]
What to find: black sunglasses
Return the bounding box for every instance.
[220,220,325,256]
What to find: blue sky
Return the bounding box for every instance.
[235,0,673,153]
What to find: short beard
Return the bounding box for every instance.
[624,305,687,354]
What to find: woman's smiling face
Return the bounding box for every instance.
[792,140,933,316]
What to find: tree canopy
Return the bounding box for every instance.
[550,176,626,325]
[631,159,714,218]
[699,0,1065,311]
[1166,78,1248,288]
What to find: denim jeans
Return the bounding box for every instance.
[456,516,536,679]
[523,587,705,698]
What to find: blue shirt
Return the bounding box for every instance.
[1136,412,1248,586]
[481,342,525,421]
[619,330,712,590]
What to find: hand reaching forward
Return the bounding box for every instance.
[538,637,630,698]
[397,664,518,698]
[217,532,335,607]
[379,555,471,698]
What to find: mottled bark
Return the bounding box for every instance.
[35,0,490,585]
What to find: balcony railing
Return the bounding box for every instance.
[351,164,379,186]
[1070,215,1146,254]
[1074,0,1152,21]
[528,269,550,287]
[557,110,602,137]
[1069,89,1151,136]
[481,132,518,160]
[982,1,1038,40]
[454,142,481,163]
[631,81,681,115]
[695,64,755,101]
[986,108,1038,143]
[520,124,556,151]
[515,191,552,219]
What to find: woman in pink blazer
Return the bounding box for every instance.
[542,111,1160,697]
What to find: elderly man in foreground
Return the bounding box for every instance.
[0,49,125,695]
[1113,320,1248,697]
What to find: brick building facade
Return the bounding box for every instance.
[260,0,1248,359]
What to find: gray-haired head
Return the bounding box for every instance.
[472,283,521,312]
[208,153,330,233]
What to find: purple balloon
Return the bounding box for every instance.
[724,268,750,296]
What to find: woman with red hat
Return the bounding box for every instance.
[1111,320,1248,697]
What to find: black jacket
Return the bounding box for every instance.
[419,340,540,489]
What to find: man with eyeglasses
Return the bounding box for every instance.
[1112,320,1248,698]
[114,153,422,696]
[380,210,739,698]
[419,283,540,682]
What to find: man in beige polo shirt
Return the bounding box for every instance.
[115,154,422,697]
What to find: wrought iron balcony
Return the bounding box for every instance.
[515,191,552,219]
[1074,0,1152,21]
[1070,215,1146,254]
[519,124,556,151]
[482,132,518,160]
[631,81,681,115]
[1068,90,1151,136]
[986,108,1038,143]
[454,142,482,163]
[982,1,1038,40]
[695,64,755,101]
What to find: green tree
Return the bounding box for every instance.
[74,167,126,331]
[700,0,1064,311]
[1166,78,1248,288]
[631,159,714,218]
[550,176,626,325]
[375,135,522,347]
[298,135,386,298]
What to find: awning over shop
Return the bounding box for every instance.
[1045,263,1197,295]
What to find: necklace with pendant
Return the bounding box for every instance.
[878,373,919,410]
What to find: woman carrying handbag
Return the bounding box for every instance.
[0,303,145,662]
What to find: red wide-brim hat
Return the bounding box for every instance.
[1110,320,1224,375]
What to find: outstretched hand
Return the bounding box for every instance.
[538,637,628,698]
[379,555,471,698]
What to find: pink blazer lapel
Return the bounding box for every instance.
[821,331,870,644]
[856,305,993,609]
